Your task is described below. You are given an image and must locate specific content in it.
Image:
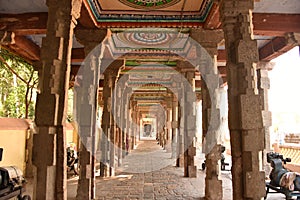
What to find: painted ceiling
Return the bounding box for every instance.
[110,28,190,55]
[87,0,212,23]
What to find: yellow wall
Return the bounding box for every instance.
[0,130,27,173]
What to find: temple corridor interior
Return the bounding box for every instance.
[0,0,300,199]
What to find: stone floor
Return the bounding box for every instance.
[23,140,290,199]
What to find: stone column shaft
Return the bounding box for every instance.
[176,87,184,167]
[220,0,265,199]
[116,75,129,166]
[75,29,108,199]
[100,66,120,177]
[32,1,82,199]
[190,28,224,199]
[171,95,178,158]
[183,70,197,178]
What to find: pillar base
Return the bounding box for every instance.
[188,166,197,178]
[205,177,222,200]
[176,154,184,167]
[100,163,109,177]
[110,166,115,177]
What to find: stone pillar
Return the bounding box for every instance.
[100,70,110,177]
[32,1,82,199]
[122,87,132,157]
[190,28,224,199]
[171,93,178,159]
[100,63,121,177]
[220,0,265,199]
[131,101,138,150]
[176,80,184,167]
[183,69,197,178]
[126,101,134,153]
[164,92,173,152]
[109,68,120,177]
[116,75,129,166]
[75,29,108,200]
[257,61,274,176]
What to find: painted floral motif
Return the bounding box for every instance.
[118,0,181,9]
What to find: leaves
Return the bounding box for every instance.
[0,48,38,119]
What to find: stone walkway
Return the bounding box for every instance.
[24,140,289,199]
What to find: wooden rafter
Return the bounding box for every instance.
[253,13,300,36]
[259,37,296,61]
[0,12,47,35]
[1,12,300,35]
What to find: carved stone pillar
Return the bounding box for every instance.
[220,0,265,199]
[257,61,274,176]
[176,75,184,168]
[164,92,173,152]
[183,69,197,178]
[116,74,129,166]
[74,28,108,199]
[171,93,178,159]
[100,63,122,177]
[32,1,82,199]
[190,28,224,199]
[122,87,132,157]
[110,67,121,176]
[126,100,134,153]
[131,100,138,150]
[100,70,111,177]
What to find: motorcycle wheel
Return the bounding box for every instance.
[22,195,31,200]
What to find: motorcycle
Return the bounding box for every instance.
[67,146,79,175]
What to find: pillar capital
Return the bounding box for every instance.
[75,29,108,46]
[190,28,224,57]
[219,0,254,21]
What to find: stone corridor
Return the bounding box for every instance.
[61,140,282,200]
[22,139,288,199]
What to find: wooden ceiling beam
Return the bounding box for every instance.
[13,35,40,60]
[259,36,296,61]
[71,48,85,63]
[0,12,47,35]
[1,12,299,36]
[253,13,300,36]
[3,35,40,63]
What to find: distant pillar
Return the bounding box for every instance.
[165,96,172,153]
[176,76,184,168]
[183,69,197,178]
[171,93,178,159]
[100,64,121,177]
[190,28,224,199]
[116,75,129,166]
[75,28,108,199]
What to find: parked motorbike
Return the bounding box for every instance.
[67,146,79,175]
[0,148,31,200]
[265,152,300,199]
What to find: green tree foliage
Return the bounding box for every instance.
[0,48,37,119]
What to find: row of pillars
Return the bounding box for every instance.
[14,0,298,200]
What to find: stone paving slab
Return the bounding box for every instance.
[22,140,288,199]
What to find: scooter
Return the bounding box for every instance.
[0,148,31,200]
[67,147,79,175]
